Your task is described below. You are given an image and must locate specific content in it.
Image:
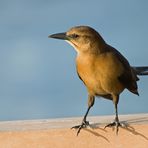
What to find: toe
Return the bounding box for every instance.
[104,122,116,129]
[72,121,90,136]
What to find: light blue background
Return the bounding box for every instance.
[0,0,148,121]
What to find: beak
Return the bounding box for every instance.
[48,32,67,40]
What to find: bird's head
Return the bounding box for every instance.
[49,26,105,54]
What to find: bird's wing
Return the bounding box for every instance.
[106,45,139,95]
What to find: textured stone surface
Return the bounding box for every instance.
[0,114,148,148]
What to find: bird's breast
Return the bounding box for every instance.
[76,54,107,95]
[76,52,125,95]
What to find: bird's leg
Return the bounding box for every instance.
[71,95,95,136]
[71,106,91,136]
[104,104,121,134]
[105,95,121,134]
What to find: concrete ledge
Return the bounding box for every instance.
[0,113,148,148]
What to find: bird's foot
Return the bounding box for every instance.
[104,121,122,135]
[71,120,90,136]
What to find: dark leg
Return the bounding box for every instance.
[105,94,121,135]
[71,106,91,136]
[71,95,95,136]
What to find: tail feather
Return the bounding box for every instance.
[132,66,148,75]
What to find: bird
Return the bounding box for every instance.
[49,26,148,135]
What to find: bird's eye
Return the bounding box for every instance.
[69,34,79,39]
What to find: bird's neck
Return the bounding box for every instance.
[76,42,106,56]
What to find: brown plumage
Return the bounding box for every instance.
[49,26,148,135]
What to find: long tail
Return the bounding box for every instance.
[132,66,148,75]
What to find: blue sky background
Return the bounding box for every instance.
[0,0,148,121]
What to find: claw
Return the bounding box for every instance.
[71,120,89,136]
[104,121,121,135]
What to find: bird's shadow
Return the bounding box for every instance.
[85,116,148,141]
[83,126,110,142]
[120,116,148,141]
[120,122,148,141]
